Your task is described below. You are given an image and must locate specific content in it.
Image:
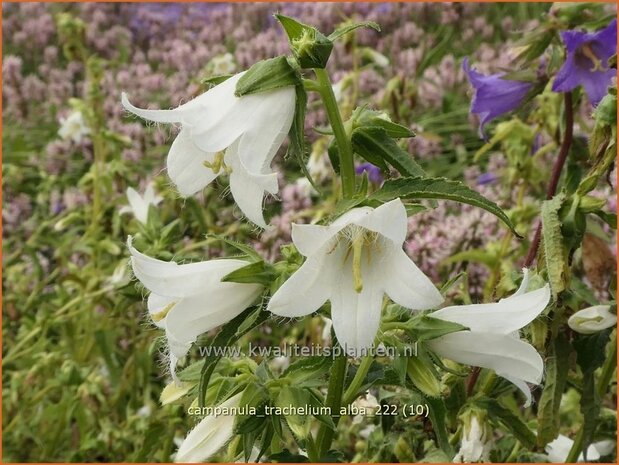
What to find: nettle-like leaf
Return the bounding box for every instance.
[370,177,521,236]
[540,193,568,298]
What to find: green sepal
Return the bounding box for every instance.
[221,260,277,286]
[234,381,270,434]
[409,314,467,342]
[328,20,380,41]
[353,107,415,138]
[201,74,233,87]
[406,353,441,398]
[274,14,333,69]
[235,56,300,96]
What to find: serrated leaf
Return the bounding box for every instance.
[541,193,567,298]
[352,126,425,178]
[283,356,332,386]
[235,56,299,96]
[235,381,269,434]
[536,334,570,446]
[328,20,380,41]
[207,233,263,262]
[474,397,536,449]
[369,177,521,237]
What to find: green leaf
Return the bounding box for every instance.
[536,334,570,446]
[283,356,332,386]
[370,177,521,237]
[235,56,300,96]
[197,307,269,406]
[275,386,312,440]
[222,260,276,286]
[352,126,425,178]
[327,21,380,41]
[540,193,567,298]
[407,355,441,398]
[474,397,536,449]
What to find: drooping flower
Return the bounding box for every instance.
[462,57,532,138]
[453,410,493,463]
[121,72,295,227]
[58,109,90,143]
[175,392,241,463]
[552,19,617,106]
[427,269,550,406]
[544,434,615,462]
[567,304,616,334]
[267,199,443,356]
[119,183,162,224]
[128,237,263,379]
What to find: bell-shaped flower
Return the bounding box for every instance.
[267,199,443,356]
[568,304,616,334]
[121,72,295,227]
[552,19,617,106]
[128,237,263,380]
[426,269,550,406]
[462,57,532,138]
[175,392,241,463]
[119,183,162,224]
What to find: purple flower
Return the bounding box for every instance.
[476,172,497,185]
[552,19,617,106]
[462,57,533,138]
[356,163,384,184]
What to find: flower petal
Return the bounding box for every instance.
[427,331,544,385]
[167,128,220,197]
[175,392,241,463]
[382,245,443,310]
[354,198,408,246]
[267,253,331,317]
[568,304,616,334]
[126,187,148,224]
[147,292,175,328]
[128,236,254,297]
[329,250,384,356]
[121,92,186,124]
[431,285,550,334]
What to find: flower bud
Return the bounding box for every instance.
[568,305,616,334]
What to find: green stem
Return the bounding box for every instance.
[343,354,374,406]
[596,331,616,399]
[315,353,347,458]
[314,67,356,199]
[565,430,584,463]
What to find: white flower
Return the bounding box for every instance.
[119,183,162,224]
[121,73,295,227]
[568,305,616,334]
[210,52,237,75]
[267,199,443,356]
[58,110,90,143]
[128,236,263,380]
[175,392,241,463]
[427,269,550,406]
[545,434,615,462]
[453,414,492,463]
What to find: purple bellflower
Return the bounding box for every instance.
[356,163,384,184]
[463,57,533,139]
[552,19,617,106]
